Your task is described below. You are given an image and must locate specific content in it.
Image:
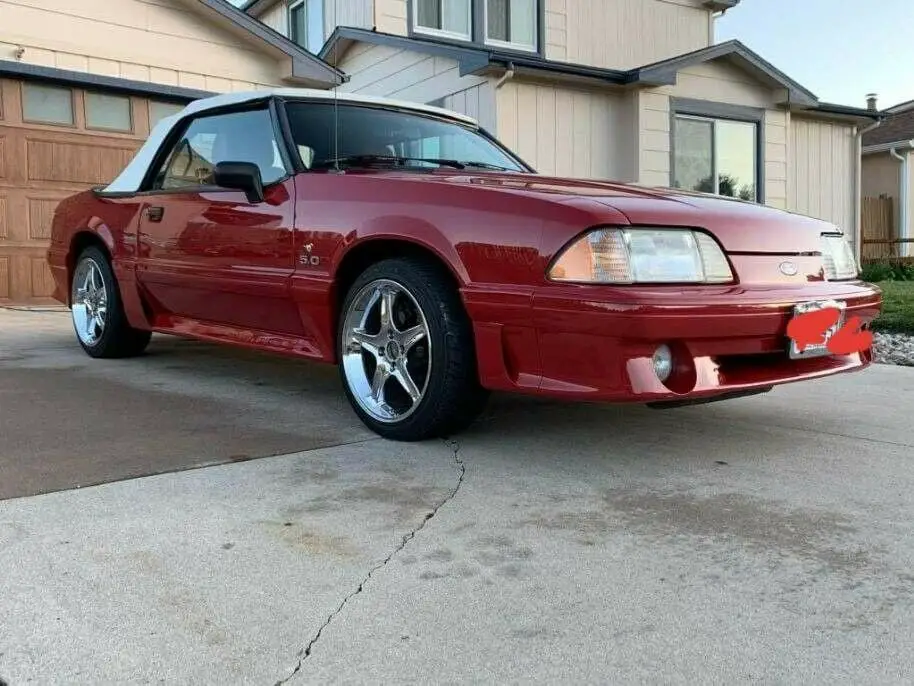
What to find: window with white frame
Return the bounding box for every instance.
[672,114,758,202]
[289,0,324,53]
[413,0,472,40]
[485,0,537,50]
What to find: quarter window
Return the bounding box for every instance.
[151,107,286,191]
[486,0,537,50]
[414,0,472,39]
[289,0,324,53]
[22,84,74,126]
[85,92,132,132]
[673,114,758,202]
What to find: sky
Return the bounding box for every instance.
[715,0,911,110]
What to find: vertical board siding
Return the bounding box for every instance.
[558,0,711,69]
[443,83,496,131]
[789,117,856,235]
[258,2,288,34]
[0,0,283,90]
[338,44,490,118]
[326,0,374,34]
[496,80,636,180]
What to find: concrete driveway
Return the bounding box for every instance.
[2,308,914,684]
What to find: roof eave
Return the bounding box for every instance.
[192,0,344,87]
[634,39,819,106]
[863,140,914,154]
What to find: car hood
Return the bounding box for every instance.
[430,172,842,254]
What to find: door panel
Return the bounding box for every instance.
[136,178,301,334]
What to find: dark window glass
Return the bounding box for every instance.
[284,101,527,172]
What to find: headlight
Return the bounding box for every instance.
[547,227,733,284]
[820,233,858,280]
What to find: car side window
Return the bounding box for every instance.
[152,107,287,191]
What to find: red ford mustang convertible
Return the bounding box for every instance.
[48,89,881,441]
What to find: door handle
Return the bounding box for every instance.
[145,206,164,222]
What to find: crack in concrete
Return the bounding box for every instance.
[274,438,465,685]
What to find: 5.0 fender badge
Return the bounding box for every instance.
[778,261,798,276]
[299,243,321,266]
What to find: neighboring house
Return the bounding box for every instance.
[245,0,880,260]
[0,0,341,303]
[861,96,914,258]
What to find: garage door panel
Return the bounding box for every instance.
[0,135,7,181]
[31,256,56,297]
[0,256,8,299]
[27,136,140,186]
[28,194,71,241]
[0,249,56,301]
[0,194,8,240]
[1,79,150,303]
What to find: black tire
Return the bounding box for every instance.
[337,256,489,441]
[70,246,152,359]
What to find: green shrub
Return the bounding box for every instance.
[861,262,914,282]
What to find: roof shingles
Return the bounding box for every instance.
[863,109,914,147]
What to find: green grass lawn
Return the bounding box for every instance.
[872,281,914,335]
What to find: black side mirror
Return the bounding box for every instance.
[213,161,264,203]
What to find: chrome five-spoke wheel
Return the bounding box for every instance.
[341,278,431,423]
[72,256,108,346]
[337,257,489,441]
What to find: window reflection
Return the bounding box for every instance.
[673,114,757,202]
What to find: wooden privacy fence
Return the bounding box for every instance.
[861,196,895,260]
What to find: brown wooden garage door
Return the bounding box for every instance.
[0,78,185,304]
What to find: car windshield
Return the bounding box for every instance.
[283,101,528,173]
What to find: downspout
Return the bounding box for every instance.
[890,146,910,258]
[495,62,515,89]
[854,117,883,264]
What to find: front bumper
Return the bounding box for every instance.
[469,280,882,402]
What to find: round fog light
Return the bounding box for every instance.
[652,344,673,382]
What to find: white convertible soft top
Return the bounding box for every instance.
[102,87,479,194]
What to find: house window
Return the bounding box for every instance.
[289,0,324,53]
[485,0,537,50]
[413,0,472,40]
[673,114,758,202]
[22,83,74,126]
[85,92,132,132]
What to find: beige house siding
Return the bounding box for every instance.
[862,153,901,200]
[636,61,788,208]
[442,82,497,132]
[258,2,288,33]
[374,0,409,35]
[788,116,857,235]
[259,0,373,40]
[336,43,488,106]
[559,0,712,70]
[659,61,779,109]
[638,91,671,187]
[0,0,283,91]
[763,109,788,209]
[495,79,637,181]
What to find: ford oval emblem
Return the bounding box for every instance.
[779,261,798,276]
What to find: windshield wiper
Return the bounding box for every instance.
[312,155,517,172]
[458,161,515,171]
[313,154,469,170]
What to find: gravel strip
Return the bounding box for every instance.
[874,332,914,366]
